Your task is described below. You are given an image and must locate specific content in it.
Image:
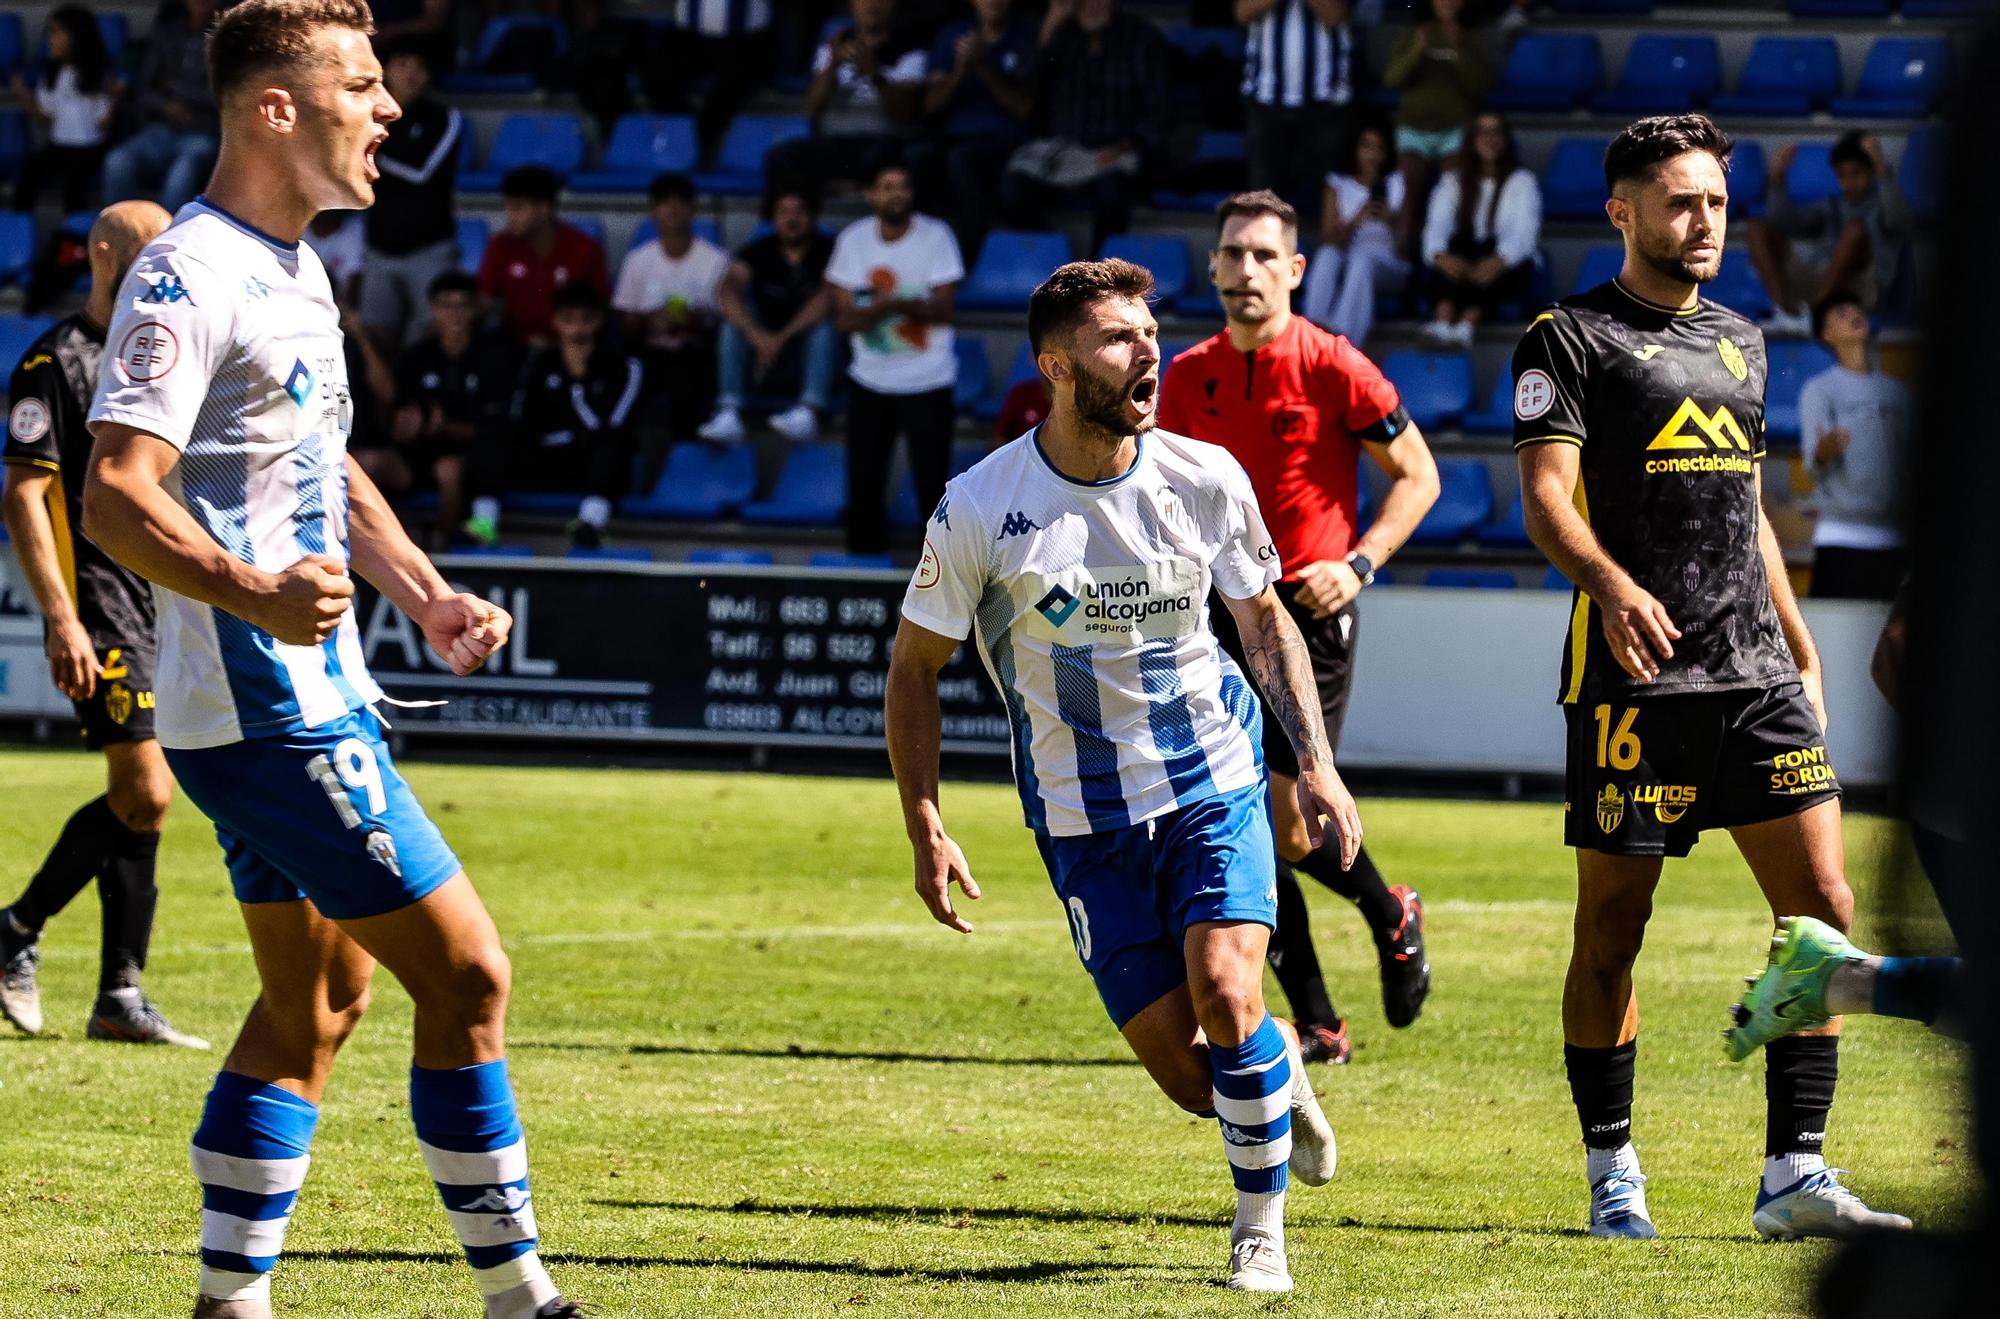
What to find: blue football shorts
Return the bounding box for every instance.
[1034,777,1279,1029]
[166,708,461,921]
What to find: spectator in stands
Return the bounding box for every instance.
[998,0,1171,257]
[361,39,462,352]
[764,0,930,194]
[826,161,964,554]
[565,0,655,139]
[367,0,453,71]
[1301,120,1408,347]
[1419,109,1538,347]
[1749,132,1916,335]
[101,0,219,215]
[698,184,839,445]
[920,0,1038,253]
[471,281,644,551]
[478,165,611,347]
[384,272,511,547]
[1239,0,1370,212]
[1801,290,1910,600]
[305,210,366,306]
[612,172,731,441]
[1382,0,1488,255]
[8,7,119,212]
[648,0,780,161]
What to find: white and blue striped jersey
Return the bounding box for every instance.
[89,197,382,750]
[902,428,1282,837]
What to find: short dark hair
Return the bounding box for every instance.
[428,270,477,300]
[648,172,696,205]
[376,35,434,70]
[1830,130,1874,172]
[1215,189,1299,252]
[1811,288,1866,342]
[1603,114,1734,191]
[763,178,821,219]
[1027,259,1155,354]
[867,154,912,186]
[209,0,375,102]
[552,280,605,314]
[501,165,563,202]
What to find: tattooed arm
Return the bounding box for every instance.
[1221,586,1364,867]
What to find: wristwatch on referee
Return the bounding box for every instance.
[1345,551,1377,588]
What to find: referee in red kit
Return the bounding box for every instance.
[1160,190,1441,1063]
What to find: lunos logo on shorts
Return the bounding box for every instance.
[1026,562,1199,643]
[1633,783,1698,824]
[1596,783,1625,834]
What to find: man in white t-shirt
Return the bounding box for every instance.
[764,0,928,193]
[1801,289,1909,600]
[825,160,964,553]
[612,171,730,440]
[884,258,1360,1294]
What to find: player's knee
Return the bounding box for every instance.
[107,777,172,833]
[437,947,512,1028]
[325,985,372,1045]
[1574,910,1649,973]
[1188,977,1263,1042]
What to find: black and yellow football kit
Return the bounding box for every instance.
[1513,279,1839,856]
[4,315,158,749]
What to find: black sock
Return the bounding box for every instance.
[1565,1040,1638,1148]
[1765,1034,1838,1158]
[96,825,161,993]
[9,796,120,934]
[1292,842,1403,933]
[1265,863,1340,1027]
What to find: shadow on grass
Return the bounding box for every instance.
[512,1040,1136,1068]
[280,1249,1192,1283]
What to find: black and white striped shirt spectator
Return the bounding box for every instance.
[674,0,773,37]
[1238,0,1369,206]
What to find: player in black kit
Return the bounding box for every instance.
[0,202,206,1048]
[1513,116,1906,1241]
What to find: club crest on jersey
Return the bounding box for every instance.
[1596,783,1625,834]
[1717,337,1748,382]
[285,359,316,408]
[105,682,133,726]
[363,828,403,877]
[140,273,194,305]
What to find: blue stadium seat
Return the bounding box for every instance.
[810,552,896,570]
[1832,38,1951,118]
[0,316,56,385]
[1407,460,1494,546]
[1786,0,1888,15]
[1727,140,1770,217]
[1544,139,1613,221]
[1151,131,1244,212]
[1713,37,1842,118]
[977,340,1038,419]
[568,546,655,562]
[1593,36,1719,115]
[96,14,128,69]
[455,216,490,273]
[571,115,698,193]
[1704,253,1772,321]
[1099,234,1191,308]
[1489,34,1601,113]
[1381,351,1474,429]
[1543,564,1573,591]
[1570,242,1625,296]
[1903,0,1980,15]
[625,216,725,254]
[0,110,26,177]
[1764,341,1837,447]
[0,15,23,77]
[960,231,1073,311]
[1165,26,1248,64]
[502,492,585,517]
[1477,492,1534,548]
[1462,372,1517,436]
[1900,126,1942,224]
[0,214,34,287]
[620,442,757,520]
[442,16,573,94]
[455,544,538,557]
[687,547,774,566]
[1783,142,1840,207]
[954,338,989,415]
[1425,568,1518,589]
[695,115,811,195]
[461,113,590,192]
[740,443,845,526]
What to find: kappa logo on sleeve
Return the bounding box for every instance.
[139,272,195,305]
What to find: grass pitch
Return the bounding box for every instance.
[0,747,1968,1317]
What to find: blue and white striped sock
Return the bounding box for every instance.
[190,1071,319,1305]
[1211,1015,1293,1239]
[410,1061,557,1316]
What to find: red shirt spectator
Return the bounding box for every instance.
[1158,314,1402,576]
[994,376,1050,446]
[478,221,609,346]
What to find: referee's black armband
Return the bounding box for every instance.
[1355,405,1411,444]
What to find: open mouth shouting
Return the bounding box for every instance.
[364,133,386,182]
[1128,373,1159,415]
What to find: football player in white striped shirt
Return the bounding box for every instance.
[887,259,1362,1294]
[82,3,576,1315]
